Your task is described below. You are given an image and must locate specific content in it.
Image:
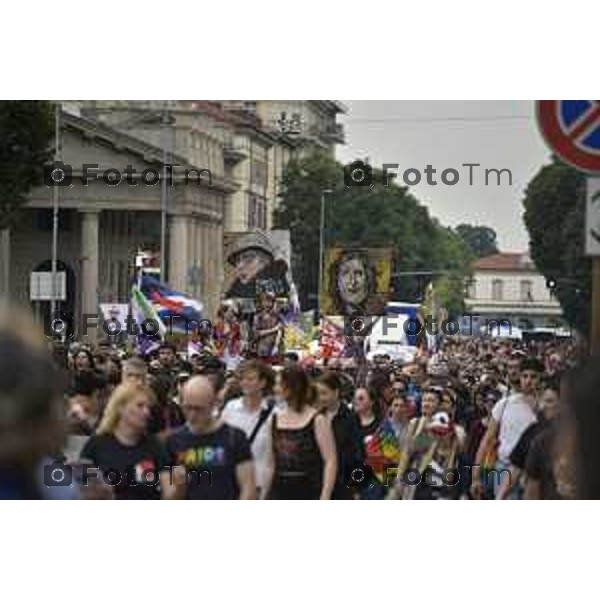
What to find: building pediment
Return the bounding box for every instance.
[26,111,238,210]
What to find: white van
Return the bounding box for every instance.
[365,314,416,362]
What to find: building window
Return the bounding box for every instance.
[492,279,503,301]
[465,279,476,299]
[521,280,533,302]
[251,159,268,190]
[247,195,266,229]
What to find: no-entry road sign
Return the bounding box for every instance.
[537,100,600,174]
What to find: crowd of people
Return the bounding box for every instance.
[0,300,597,500]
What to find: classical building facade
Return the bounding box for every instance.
[0,100,346,339]
[84,100,346,233]
[220,100,346,230]
[464,252,564,330]
[0,107,236,336]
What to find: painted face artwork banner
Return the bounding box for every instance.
[223,230,295,302]
[321,247,392,317]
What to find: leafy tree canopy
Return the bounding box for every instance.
[455,223,498,258]
[0,101,55,230]
[274,152,473,316]
[523,156,590,333]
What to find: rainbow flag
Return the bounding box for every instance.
[364,419,403,484]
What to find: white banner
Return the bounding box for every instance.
[99,303,129,333]
[30,271,66,301]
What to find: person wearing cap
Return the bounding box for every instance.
[225,230,290,300]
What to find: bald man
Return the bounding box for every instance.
[165,376,256,499]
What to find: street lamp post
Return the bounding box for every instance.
[159,103,171,284]
[50,102,61,317]
[318,189,332,319]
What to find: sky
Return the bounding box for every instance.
[336,101,552,252]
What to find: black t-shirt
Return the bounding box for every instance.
[80,433,169,500]
[331,405,365,499]
[166,423,252,500]
[358,416,380,440]
[525,425,563,499]
[509,420,547,470]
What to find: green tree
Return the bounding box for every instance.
[274,153,472,312]
[430,226,474,317]
[0,101,55,230]
[522,156,590,334]
[273,151,341,310]
[455,223,498,258]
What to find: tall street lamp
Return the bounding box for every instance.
[50,102,61,317]
[318,189,332,319]
[159,102,176,283]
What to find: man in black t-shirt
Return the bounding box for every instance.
[166,376,256,500]
[524,424,565,499]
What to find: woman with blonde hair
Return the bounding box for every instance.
[80,383,179,499]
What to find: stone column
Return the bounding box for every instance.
[80,209,100,341]
[207,221,217,319]
[190,216,204,302]
[168,214,190,293]
[0,228,10,299]
[215,219,224,303]
[194,218,209,318]
[200,218,224,320]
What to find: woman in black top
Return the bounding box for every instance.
[353,387,381,439]
[315,371,364,499]
[352,387,384,499]
[263,365,337,500]
[80,383,179,500]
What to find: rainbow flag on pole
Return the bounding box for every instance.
[131,284,167,336]
[364,419,403,484]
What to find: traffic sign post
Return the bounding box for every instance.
[585,178,600,255]
[592,254,600,355]
[537,100,600,354]
[537,100,600,173]
[587,178,600,354]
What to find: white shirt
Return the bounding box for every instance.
[221,397,275,489]
[492,393,537,461]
